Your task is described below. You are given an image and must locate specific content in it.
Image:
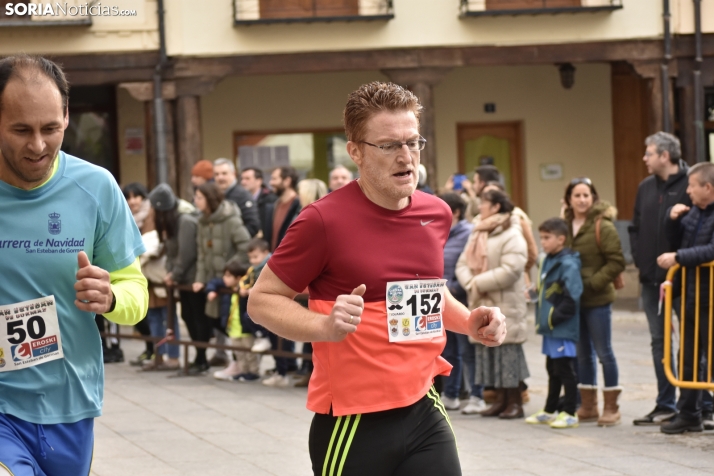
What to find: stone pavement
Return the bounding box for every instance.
[91,309,714,476]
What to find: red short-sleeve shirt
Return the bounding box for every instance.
[269,181,453,416]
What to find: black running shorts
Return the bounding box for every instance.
[309,387,461,476]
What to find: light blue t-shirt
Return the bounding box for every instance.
[0,152,145,424]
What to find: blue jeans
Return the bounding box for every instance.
[577,304,619,388]
[441,331,462,399]
[147,306,180,359]
[641,283,678,412]
[456,333,483,398]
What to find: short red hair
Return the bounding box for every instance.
[343,82,422,142]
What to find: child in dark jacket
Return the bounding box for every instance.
[206,260,261,382]
[525,218,583,429]
[239,238,272,354]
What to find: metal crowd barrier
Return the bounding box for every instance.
[100,284,312,376]
[662,262,714,390]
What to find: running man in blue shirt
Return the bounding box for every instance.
[0,55,148,476]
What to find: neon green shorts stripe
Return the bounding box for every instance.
[322,416,343,476]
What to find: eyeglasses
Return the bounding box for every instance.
[570,177,592,186]
[360,137,426,155]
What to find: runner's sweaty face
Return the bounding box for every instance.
[0,74,67,190]
[351,110,420,208]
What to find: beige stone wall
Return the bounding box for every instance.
[200,70,389,163]
[116,88,148,187]
[196,64,615,232]
[0,0,157,55]
[674,0,714,34]
[434,63,615,230]
[0,0,674,57]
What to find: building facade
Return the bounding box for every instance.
[1,0,713,230]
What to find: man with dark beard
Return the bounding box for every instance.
[260,165,301,387]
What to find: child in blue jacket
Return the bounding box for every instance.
[526,218,583,429]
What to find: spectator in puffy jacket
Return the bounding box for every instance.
[438,193,483,414]
[457,189,529,419]
[564,178,626,427]
[192,181,251,369]
[658,162,714,434]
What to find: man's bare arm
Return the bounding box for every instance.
[248,264,365,343]
[442,289,507,347]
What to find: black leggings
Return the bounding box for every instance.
[545,356,577,416]
[179,290,212,364]
[309,387,461,476]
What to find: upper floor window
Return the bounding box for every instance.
[235,0,393,25]
[460,0,622,17]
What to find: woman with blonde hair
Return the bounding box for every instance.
[298,178,328,208]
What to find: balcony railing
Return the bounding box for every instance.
[460,0,623,17]
[234,0,393,25]
[0,0,94,27]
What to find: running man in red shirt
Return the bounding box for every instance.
[248,82,507,476]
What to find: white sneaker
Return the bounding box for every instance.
[461,396,487,414]
[262,374,290,387]
[441,395,461,411]
[213,361,242,381]
[251,337,272,353]
[525,410,558,425]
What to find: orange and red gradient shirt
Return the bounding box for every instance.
[269,181,453,416]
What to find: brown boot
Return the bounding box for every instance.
[480,389,507,417]
[482,388,498,404]
[498,388,524,419]
[576,385,599,422]
[598,387,622,427]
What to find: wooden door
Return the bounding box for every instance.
[611,62,650,221]
[457,122,526,210]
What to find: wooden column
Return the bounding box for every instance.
[382,68,451,191]
[120,77,219,198]
[176,96,202,200]
[631,60,677,135]
[120,81,178,192]
[174,77,219,201]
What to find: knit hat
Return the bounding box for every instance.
[191,160,214,180]
[149,183,177,211]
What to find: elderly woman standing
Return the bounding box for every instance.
[456,189,529,419]
[563,178,626,426]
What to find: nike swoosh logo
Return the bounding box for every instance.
[421,220,434,226]
[557,346,564,352]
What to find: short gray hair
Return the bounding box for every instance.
[645,132,681,164]
[689,162,714,187]
[329,165,353,180]
[213,158,236,172]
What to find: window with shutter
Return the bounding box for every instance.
[259,0,358,19]
[485,0,581,9]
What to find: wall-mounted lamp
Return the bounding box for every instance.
[558,63,576,90]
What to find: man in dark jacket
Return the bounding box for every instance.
[213,158,261,237]
[241,167,277,237]
[261,165,302,387]
[658,162,714,434]
[438,193,475,412]
[629,132,691,425]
